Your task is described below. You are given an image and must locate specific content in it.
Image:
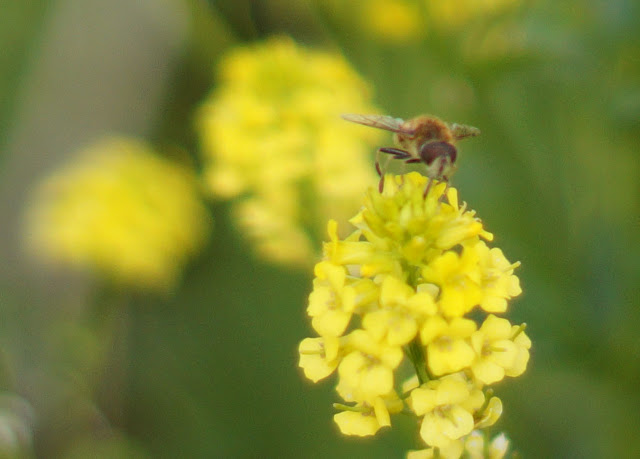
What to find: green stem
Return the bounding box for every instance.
[474,388,494,422]
[333,403,366,413]
[405,337,430,385]
[511,323,527,340]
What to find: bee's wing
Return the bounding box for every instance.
[450,123,481,140]
[341,113,415,135]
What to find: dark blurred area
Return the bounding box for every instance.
[0,0,639,457]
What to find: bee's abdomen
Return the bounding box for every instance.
[411,116,453,143]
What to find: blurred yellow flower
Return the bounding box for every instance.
[465,430,510,459]
[361,0,426,43]
[407,441,464,459]
[24,137,211,291]
[298,172,529,455]
[426,0,519,30]
[198,37,381,267]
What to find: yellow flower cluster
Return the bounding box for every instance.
[299,173,530,457]
[198,37,382,266]
[24,137,211,291]
[426,0,518,30]
[323,0,520,45]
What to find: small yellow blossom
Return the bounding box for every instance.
[422,248,484,318]
[363,275,437,346]
[409,374,485,449]
[336,330,404,402]
[489,433,510,458]
[307,261,357,337]
[298,336,341,382]
[470,314,519,384]
[333,408,382,437]
[505,325,531,377]
[474,395,503,429]
[334,395,402,436]
[475,241,522,313]
[198,37,381,266]
[307,260,379,337]
[24,137,210,291]
[420,316,477,375]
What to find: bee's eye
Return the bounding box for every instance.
[419,141,457,165]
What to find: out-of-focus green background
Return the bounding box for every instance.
[1,0,639,457]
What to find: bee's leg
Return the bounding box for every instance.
[379,147,412,159]
[439,176,451,203]
[375,149,387,192]
[374,149,383,177]
[375,159,385,193]
[423,178,433,199]
[376,148,410,192]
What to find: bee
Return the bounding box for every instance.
[341,113,480,195]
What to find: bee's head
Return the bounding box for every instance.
[419,141,457,166]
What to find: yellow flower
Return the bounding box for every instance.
[362,275,437,346]
[336,330,404,403]
[409,374,485,449]
[333,407,383,437]
[421,247,484,318]
[474,395,503,429]
[307,261,357,337]
[420,316,477,376]
[198,37,381,266]
[307,260,379,337]
[298,172,528,453]
[470,314,522,384]
[298,336,341,382]
[338,173,492,279]
[233,195,314,266]
[334,395,402,437]
[24,137,210,291]
[505,325,531,378]
[488,433,510,459]
[475,241,522,313]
